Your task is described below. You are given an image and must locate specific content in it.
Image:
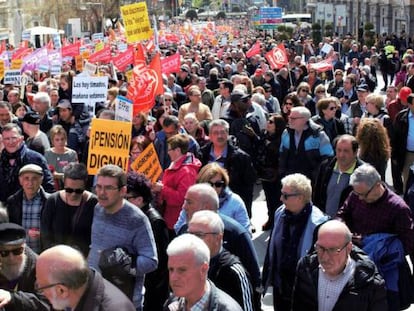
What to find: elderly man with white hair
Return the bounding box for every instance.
[32,92,53,134]
[165,233,242,311]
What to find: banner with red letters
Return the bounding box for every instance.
[113,46,134,72]
[88,46,111,64]
[161,53,180,75]
[61,42,80,58]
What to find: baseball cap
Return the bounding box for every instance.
[19,111,41,125]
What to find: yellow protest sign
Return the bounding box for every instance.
[131,143,162,183]
[121,2,153,43]
[11,59,23,70]
[87,119,132,174]
[0,61,4,80]
[95,42,104,52]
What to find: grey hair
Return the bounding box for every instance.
[33,92,51,108]
[349,163,381,188]
[291,106,311,120]
[209,119,229,133]
[251,93,266,107]
[167,233,210,265]
[281,173,312,203]
[190,210,224,233]
[188,183,219,211]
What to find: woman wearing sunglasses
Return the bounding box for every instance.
[41,163,97,256]
[174,162,250,233]
[311,97,346,144]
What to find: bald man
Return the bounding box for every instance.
[292,220,387,311]
[36,245,135,311]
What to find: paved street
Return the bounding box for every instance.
[250,69,414,309]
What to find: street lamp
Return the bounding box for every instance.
[79,2,104,34]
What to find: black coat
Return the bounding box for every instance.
[313,157,364,213]
[0,247,51,311]
[292,247,387,311]
[391,108,409,170]
[74,269,135,311]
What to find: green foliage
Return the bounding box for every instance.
[312,23,322,44]
[324,22,333,37]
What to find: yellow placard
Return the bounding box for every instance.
[81,50,90,59]
[131,143,162,183]
[11,59,23,70]
[125,69,133,82]
[0,61,4,80]
[95,42,104,52]
[87,119,132,175]
[121,2,153,43]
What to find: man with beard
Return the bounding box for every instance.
[0,223,51,310]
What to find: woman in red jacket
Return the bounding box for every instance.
[152,134,201,240]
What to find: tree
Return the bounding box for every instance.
[311,23,322,44]
[186,9,198,20]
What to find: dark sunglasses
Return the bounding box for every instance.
[209,181,225,188]
[316,90,325,93]
[65,188,84,194]
[328,106,337,111]
[164,98,172,102]
[0,247,24,257]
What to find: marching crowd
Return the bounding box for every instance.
[0,22,414,311]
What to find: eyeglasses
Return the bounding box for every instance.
[317,90,325,94]
[314,242,349,255]
[0,247,24,257]
[209,181,225,188]
[95,184,121,192]
[288,116,304,120]
[188,231,220,239]
[281,192,300,200]
[3,136,20,142]
[268,120,274,124]
[64,188,84,194]
[125,194,139,200]
[35,282,65,294]
[353,183,377,198]
[328,106,337,111]
[300,89,309,93]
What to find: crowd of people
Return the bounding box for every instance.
[0,20,414,311]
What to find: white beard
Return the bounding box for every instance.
[0,254,27,281]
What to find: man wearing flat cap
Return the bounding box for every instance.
[6,164,50,253]
[0,223,51,310]
[0,123,54,204]
[20,111,50,155]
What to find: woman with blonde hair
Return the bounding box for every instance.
[174,162,250,233]
[356,118,391,181]
[363,93,392,136]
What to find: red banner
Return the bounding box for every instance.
[61,42,80,58]
[246,41,261,58]
[308,58,334,73]
[128,53,164,115]
[12,47,33,60]
[265,44,289,70]
[113,46,134,72]
[134,43,146,65]
[161,53,180,75]
[88,46,111,64]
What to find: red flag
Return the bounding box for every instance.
[12,47,33,60]
[113,46,134,72]
[88,45,111,63]
[161,53,181,75]
[145,40,155,54]
[265,44,289,70]
[62,42,80,57]
[128,53,164,115]
[46,40,54,50]
[246,41,261,58]
[134,43,146,65]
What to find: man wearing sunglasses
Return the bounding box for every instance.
[292,220,387,311]
[262,173,329,311]
[0,222,51,310]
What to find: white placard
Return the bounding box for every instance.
[72,75,108,116]
[115,96,133,122]
[4,70,21,85]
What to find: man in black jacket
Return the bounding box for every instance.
[36,245,135,311]
[200,119,256,219]
[313,134,363,217]
[0,223,51,311]
[126,171,169,311]
[292,220,387,311]
[188,210,254,311]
